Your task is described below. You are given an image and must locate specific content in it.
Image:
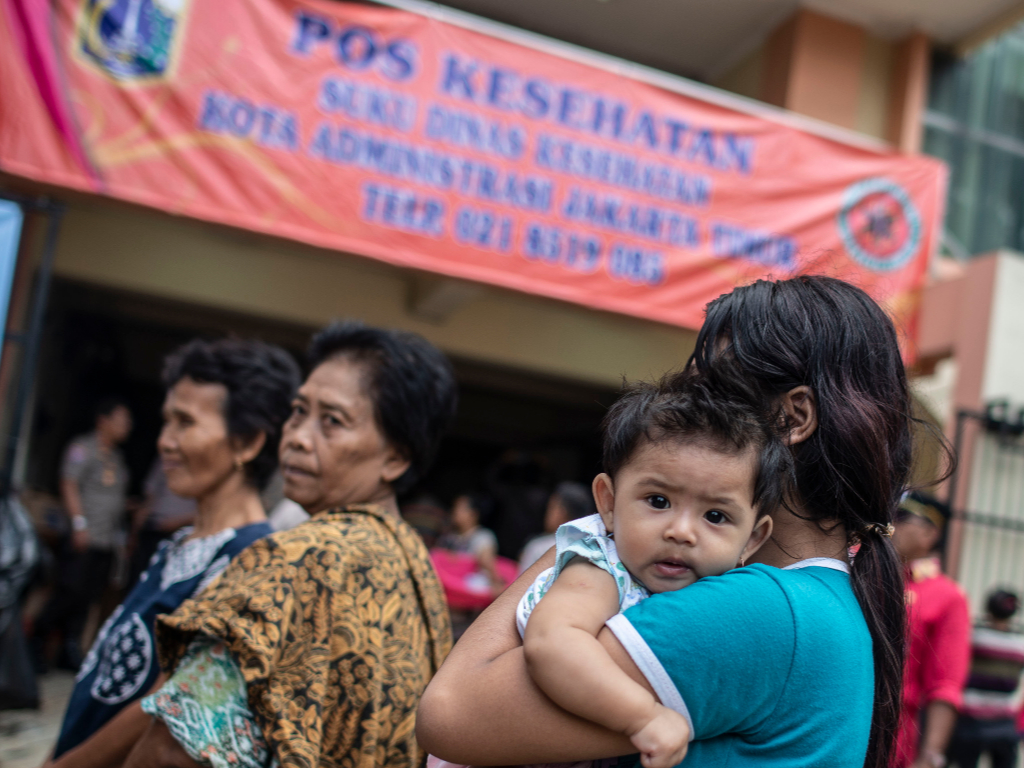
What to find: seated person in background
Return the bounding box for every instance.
[947,589,1024,768]
[402,496,448,549]
[518,481,595,573]
[439,493,501,591]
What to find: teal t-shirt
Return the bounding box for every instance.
[606,561,872,767]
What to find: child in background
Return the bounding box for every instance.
[518,481,595,573]
[438,493,502,592]
[947,588,1024,768]
[517,374,785,768]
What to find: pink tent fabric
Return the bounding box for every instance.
[430,549,518,612]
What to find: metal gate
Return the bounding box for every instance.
[948,401,1024,614]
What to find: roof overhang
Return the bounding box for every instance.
[421,0,1024,82]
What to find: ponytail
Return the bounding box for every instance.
[850,528,906,768]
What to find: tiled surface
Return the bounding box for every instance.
[0,673,74,768]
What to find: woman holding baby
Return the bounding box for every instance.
[419,276,927,768]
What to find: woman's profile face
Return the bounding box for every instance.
[280,356,409,514]
[159,377,237,500]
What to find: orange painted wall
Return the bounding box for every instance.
[754,8,929,152]
[761,9,866,130]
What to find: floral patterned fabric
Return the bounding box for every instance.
[141,637,276,768]
[154,504,452,768]
[516,513,649,638]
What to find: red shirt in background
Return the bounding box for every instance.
[894,557,972,768]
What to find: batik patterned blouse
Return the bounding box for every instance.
[153,504,453,768]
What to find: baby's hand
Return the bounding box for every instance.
[629,704,690,768]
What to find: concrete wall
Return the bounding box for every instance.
[982,254,1024,403]
[915,251,1024,422]
[856,35,895,140]
[714,46,765,102]
[49,198,696,388]
[713,9,917,146]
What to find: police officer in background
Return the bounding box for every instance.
[32,397,132,671]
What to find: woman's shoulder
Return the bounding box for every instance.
[748,561,869,645]
[721,561,859,611]
[290,505,403,540]
[133,524,262,597]
[228,520,274,549]
[175,507,434,610]
[630,561,860,633]
[719,559,852,585]
[251,505,416,564]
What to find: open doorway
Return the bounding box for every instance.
[26,278,617,558]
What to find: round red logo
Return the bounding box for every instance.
[838,178,921,272]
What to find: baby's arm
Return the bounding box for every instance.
[523,559,690,768]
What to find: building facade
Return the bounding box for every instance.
[2,0,1022,576]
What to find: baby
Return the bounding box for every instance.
[517,375,781,768]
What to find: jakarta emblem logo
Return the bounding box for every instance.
[78,0,189,81]
[837,177,922,272]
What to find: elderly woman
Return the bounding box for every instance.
[48,338,300,768]
[124,321,456,768]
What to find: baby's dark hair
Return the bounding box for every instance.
[602,371,787,517]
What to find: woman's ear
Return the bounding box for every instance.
[741,514,774,564]
[234,431,267,466]
[781,385,818,446]
[592,473,615,533]
[380,445,412,485]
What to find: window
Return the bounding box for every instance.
[924,26,1024,256]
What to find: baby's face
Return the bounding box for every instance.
[597,439,768,594]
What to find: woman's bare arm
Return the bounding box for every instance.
[417,550,653,765]
[123,720,200,768]
[47,674,168,768]
[524,560,654,735]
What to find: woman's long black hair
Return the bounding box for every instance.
[688,276,934,768]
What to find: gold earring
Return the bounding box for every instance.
[235,457,244,471]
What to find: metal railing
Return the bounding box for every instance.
[947,402,1024,612]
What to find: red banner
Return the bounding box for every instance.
[0,0,946,337]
